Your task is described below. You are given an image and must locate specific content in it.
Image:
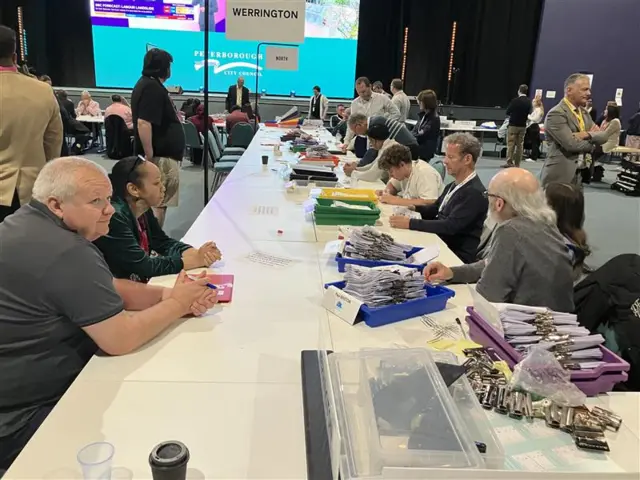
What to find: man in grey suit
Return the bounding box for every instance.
[541,73,609,187]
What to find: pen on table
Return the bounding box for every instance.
[456,317,468,340]
[187,275,217,290]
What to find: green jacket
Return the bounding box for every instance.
[95,198,192,282]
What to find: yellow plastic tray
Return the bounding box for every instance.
[318,188,378,203]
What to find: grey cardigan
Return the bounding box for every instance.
[450,216,575,312]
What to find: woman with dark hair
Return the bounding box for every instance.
[412,89,441,161]
[545,182,590,282]
[94,156,221,283]
[583,104,621,183]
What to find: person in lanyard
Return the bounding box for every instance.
[94,156,222,283]
[389,132,488,264]
[541,73,611,187]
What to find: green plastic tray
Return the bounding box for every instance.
[314,198,380,216]
[314,213,381,226]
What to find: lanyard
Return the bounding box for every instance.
[439,172,477,212]
[137,217,150,254]
[563,98,585,132]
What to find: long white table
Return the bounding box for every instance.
[5,126,639,480]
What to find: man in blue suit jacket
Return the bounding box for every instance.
[390,132,488,263]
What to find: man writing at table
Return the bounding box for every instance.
[225,76,250,113]
[0,157,218,471]
[375,143,443,207]
[541,73,610,187]
[389,133,487,264]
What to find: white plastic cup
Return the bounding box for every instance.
[77,442,115,480]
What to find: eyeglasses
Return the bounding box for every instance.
[128,155,146,179]
[483,191,505,201]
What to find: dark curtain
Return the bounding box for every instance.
[44,0,95,87]
[354,0,406,95]
[403,0,453,98]
[404,0,543,107]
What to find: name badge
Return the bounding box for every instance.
[322,286,363,325]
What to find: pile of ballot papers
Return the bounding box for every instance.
[343,264,425,307]
[498,304,606,370]
[305,144,331,158]
[344,226,412,261]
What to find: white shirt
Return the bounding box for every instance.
[392,91,411,123]
[352,139,398,183]
[236,86,243,107]
[345,92,401,145]
[390,160,444,201]
[528,107,544,125]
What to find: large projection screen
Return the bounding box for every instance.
[89,0,360,98]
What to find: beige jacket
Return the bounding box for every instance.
[0,70,63,206]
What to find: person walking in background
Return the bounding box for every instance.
[412,89,441,162]
[308,85,329,121]
[541,73,610,187]
[390,78,411,123]
[131,48,185,227]
[225,76,250,112]
[524,96,544,162]
[76,90,101,117]
[502,84,532,168]
[104,94,134,131]
[626,102,640,149]
[0,25,63,223]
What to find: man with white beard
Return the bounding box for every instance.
[424,168,575,312]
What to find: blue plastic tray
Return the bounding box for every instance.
[324,281,456,327]
[335,244,426,273]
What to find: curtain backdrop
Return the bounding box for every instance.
[354,0,407,96]
[403,0,543,107]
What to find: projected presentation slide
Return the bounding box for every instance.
[90,0,360,98]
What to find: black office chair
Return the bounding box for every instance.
[105,116,134,160]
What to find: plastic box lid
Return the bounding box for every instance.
[327,348,485,480]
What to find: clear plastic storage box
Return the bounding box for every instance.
[326,348,487,480]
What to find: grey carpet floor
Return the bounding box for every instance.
[88,154,640,269]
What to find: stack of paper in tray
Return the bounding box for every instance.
[497,304,606,370]
[343,264,425,307]
[344,226,412,262]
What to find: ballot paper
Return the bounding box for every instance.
[392,206,422,220]
[342,264,425,307]
[343,226,413,262]
[245,251,299,269]
[407,245,440,265]
[332,201,372,211]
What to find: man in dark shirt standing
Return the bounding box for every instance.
[503,84,532,168]
[131,48,185,227]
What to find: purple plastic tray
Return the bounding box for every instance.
[465,306,629,396]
